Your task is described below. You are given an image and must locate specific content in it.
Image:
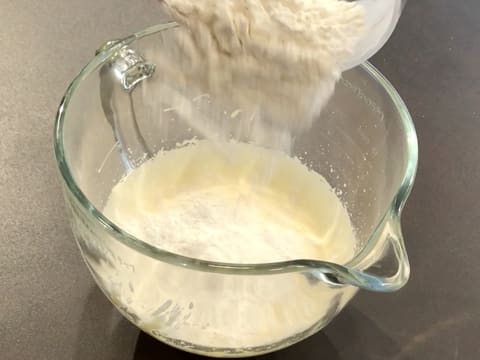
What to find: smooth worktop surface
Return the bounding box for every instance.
[1,0,479,359]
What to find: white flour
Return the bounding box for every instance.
[104,141,356,264]
[149,0,365,151]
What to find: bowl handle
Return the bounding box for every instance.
[96,40,156,172]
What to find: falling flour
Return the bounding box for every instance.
[145,0,365,151]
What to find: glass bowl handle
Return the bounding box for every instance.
[97,39,156,172]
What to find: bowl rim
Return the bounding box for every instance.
[54,22,418,281]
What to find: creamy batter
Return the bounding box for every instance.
[98,141,357,350]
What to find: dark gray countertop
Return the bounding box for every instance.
[1,0,479,359]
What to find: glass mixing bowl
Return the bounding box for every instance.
[54,22,417,357]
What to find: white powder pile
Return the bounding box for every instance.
[104,141,356,264]
[149,0,365,151]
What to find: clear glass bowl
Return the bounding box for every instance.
[54,22,417,357]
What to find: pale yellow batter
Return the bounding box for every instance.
[98,140,358,349]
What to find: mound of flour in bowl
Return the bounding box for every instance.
[157,0,365,144]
